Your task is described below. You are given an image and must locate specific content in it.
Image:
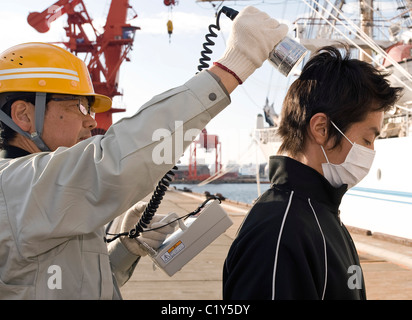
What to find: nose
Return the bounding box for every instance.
[84,115,97,130]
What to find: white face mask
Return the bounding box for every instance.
[321,121,376,189]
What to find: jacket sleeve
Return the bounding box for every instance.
[107,238,140,287]
[1,70,231,258]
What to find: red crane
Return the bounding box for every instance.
[188,128,222,181]
[27,0,140,134]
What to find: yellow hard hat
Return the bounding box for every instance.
[0,42,111,113]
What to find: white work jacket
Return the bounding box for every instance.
[0,71,230,299]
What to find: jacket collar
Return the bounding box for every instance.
[0,145,31,159]
[269,156,347,211]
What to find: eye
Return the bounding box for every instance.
[364,139,372,146]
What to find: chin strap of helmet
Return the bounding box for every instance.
[0,92,50,152]
[31,92,50,152]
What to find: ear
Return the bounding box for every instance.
[10,100,34,133]
[308,112,329,146]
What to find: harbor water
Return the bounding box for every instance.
[171,182,271,204]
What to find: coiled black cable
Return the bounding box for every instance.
[197,10,222,72]
[106,6,240,243]
[197,6,239,72]
[128,166,178,238]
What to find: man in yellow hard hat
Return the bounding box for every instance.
[0,7,288,299]
[0,43,111,153]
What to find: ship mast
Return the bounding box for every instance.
[360,0,374,62]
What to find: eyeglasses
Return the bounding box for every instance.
[49,95,96,119]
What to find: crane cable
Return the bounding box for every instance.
[167,2,174,43]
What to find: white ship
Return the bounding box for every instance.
[255,0,412,240]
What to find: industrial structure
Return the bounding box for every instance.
[27,0,177,134]
[26,0,228,183]
[187,128,222,181]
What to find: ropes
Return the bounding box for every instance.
[302,0,412,95]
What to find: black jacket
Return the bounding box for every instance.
[223,156,366,300]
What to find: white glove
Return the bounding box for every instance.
[215,6,288,83]
[120,202,178,256]
[139,213,177,250]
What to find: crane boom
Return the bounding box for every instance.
[27,0,139,134]
[27,0,83,33]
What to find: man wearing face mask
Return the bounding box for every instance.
[223,45,402,300]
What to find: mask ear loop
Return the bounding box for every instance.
[320,145,330,163]
[330,121,354,146]
[320,121,332,163]
[321,121,353,163]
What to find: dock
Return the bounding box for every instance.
[120,189,412,300]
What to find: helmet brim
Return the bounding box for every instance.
[91,93,112,113]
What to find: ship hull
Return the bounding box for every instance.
[257,134,412,240]
[340,136,412,240]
